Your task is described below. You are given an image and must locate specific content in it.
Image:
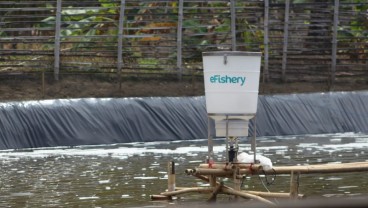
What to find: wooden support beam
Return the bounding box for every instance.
[167,161,176,192]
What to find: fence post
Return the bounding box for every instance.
[177,0,184,81]
[281,0,290,82]
[230,0,236,51]
[117,0,126,90]
[263,0,270,83]
[54,0,62,81]
[331,0,339,91]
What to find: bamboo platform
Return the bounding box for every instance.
[151,161,368,206]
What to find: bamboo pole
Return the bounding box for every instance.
[162,188,305,199]
[192,174,304,199]
[174,187,192,190]
[233,165,241,191]
[207,116,214,162]
[191,167,256,176]
[270,162,368,174]
[191,168,234,176]
[252,115,257,163]
[209,174,217,187]
[150,194,171,200]
[193,174,276,205]
[160,187,213,196]
[225,115,229,162]
[290,171,300,199]
[247,190,304,199]
[160,183,278,206]
[192,173,211,182]
[198,163,259,170]
[222,188,276,206]
[207,181,223,202]
[194,162,368,175]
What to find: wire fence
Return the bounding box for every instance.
[0,0,367,90]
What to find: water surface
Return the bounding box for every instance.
[0,133,368,207]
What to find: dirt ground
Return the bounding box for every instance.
[0,74,367,102]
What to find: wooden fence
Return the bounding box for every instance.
[0,0,367,89]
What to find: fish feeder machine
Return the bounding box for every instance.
[152,51,368,203]
[151,51,270,203]
[203,51,262,164]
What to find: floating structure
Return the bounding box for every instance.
[151,161,368,205]
[151,51,368,205]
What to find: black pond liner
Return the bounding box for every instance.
[1,91,368,149]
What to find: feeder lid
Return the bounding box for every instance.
[202,51,262,56]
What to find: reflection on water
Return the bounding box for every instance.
[0,133,368,207]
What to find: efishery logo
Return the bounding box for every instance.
[210,75,246,86]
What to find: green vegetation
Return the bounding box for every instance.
[0,0,367,76]
[338,1,368,59]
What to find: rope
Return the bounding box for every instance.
[260,168,277,186]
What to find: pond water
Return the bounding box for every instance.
[0,133,368,207]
